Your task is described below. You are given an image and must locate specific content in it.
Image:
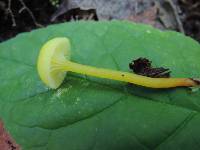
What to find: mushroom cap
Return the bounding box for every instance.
[37,37,71,89]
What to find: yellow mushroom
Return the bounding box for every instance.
[37,37,199,89]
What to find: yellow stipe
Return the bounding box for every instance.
[60,60,195,88]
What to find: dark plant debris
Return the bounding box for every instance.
[0,0,200,42]
[53,8,98,22]
[0,0,56,42]
[178,0,200,42]
[129,58,171,78]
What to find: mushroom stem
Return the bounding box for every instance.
[56,60,197,88]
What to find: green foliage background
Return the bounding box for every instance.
[0,21,200,150]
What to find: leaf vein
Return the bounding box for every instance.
[154,112,197,149]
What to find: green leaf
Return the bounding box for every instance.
[0,21,200,150]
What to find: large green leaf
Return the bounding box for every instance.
[0,21,200,150]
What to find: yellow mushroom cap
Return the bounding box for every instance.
[37,37,71,89]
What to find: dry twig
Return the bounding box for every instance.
[7,0,16,27]
[18,0,43,27]
[6,0,43,27]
